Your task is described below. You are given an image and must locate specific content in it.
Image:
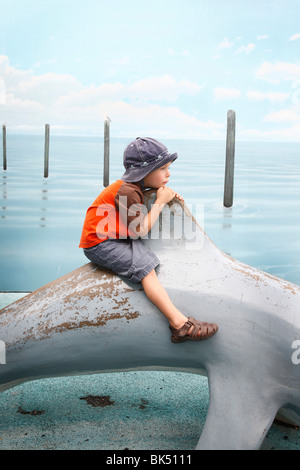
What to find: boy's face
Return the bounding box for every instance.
[143,162,172,189]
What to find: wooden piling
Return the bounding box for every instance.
[44,124,50,178]
[103,117,110,187]
[223,110,236,208]
[2,125,7,170]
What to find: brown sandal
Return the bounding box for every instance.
[169,316,218,343]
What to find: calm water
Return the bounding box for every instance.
[1,134,300,291]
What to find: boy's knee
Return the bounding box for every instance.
[141,269,156,283]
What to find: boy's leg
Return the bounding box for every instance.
[141,269,189,330]
[141,270,218,341]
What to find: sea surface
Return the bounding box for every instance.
[1,134,300,292]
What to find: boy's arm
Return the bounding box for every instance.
[136,187,183,237]
[136,201,165,237]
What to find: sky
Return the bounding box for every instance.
[1,0,300,141]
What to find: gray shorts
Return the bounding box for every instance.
[83,238,160,283]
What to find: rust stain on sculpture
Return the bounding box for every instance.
[16,305,140,345]
[231,264,298,295]
[2,263,141,346]
[46,309,141,336]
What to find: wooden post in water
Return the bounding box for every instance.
[2,125,7,170]
[103,116,111,187]
[44,124,50,178]
[223,110,236,208]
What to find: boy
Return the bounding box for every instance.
[79,137,218,343]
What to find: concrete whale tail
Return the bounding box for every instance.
[0,191,300,449]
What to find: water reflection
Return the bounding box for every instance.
[1,173,7,220]
[222,206,232,230]
[40,180,48,228]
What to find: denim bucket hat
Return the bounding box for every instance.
[121,137,178,183]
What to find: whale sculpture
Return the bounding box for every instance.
[0,191,299,450]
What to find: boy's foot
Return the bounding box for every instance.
[169,317,218,343]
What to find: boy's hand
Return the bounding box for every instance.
[140,187,184,237]
[174,192,184,201]
[156,187,184,204]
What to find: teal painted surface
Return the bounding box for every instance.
[0,372,299,450]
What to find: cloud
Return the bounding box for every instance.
[0,55,31,89]
[166,48,191,57]
[0,78,5,104]
[0,55,82,105]
[256,61,300,83]
[16,72,82,105]
[0,55,222,138]
[115,56,130,65]
[128,75,202,101]
[263,108,300,123]
[289,33,300,41]
[167,48,176,56]
[246,90,289,104]
[214,87,241,101]
[235,43,255,55]
[257,35,268,40]
[102,102,224,139]
[0,56,202,108]
[239,122,300,141]
[218,37,233,49]
[56,75,203,107]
